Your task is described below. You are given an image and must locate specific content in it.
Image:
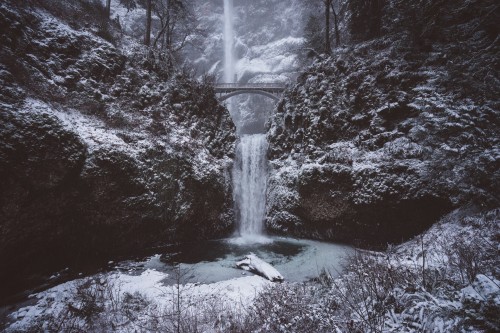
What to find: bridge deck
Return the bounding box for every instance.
[214,83,285,92]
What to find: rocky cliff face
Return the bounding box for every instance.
[0,0,235,295]
[266,0,499,245]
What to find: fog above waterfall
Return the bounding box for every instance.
[107,0,309,134]
[189,0,309,134]
[188,0,308,80]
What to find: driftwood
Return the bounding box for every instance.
[236,253,284,282]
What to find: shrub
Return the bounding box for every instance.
[243,282,339,333]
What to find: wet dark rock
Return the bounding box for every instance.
[266,0,499,246]
[0,0,236,298]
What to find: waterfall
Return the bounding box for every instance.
[223,0,235,83]
[233,134,268,240]
[224,0,269,243]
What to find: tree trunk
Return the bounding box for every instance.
[324,0,331,54]
[166,13,173,69]
[144,0,152,46]
[106,0,111,18]
[331,1,340,47]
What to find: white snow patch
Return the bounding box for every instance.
[6,268,271,332]
[236,253,284,282]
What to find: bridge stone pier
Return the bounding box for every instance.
[214,83,285,102]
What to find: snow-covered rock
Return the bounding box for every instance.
[236,253,284,282]
[266,0,499,245]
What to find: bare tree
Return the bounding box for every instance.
[145,0,152,46]
[324,0,332,54]
[330,0,340,47]
[105,0,111,18]
[152,0,203,69]
[323,0,343,52]
[303,0,341,57]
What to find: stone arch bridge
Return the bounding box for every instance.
[214,83,285,102]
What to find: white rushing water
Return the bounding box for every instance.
[223,0,235,83]
[224,0,269,242]
[233,134,269,241]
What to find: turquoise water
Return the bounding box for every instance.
[133,237,353,285]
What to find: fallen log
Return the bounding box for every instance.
[236,253,284,282]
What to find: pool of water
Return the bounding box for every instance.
[120,236,353,285]
[1,236,352,311]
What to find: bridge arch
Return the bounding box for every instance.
[218,89,280,102]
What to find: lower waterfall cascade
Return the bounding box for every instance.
[232,134,269,241]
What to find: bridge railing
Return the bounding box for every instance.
[214,83,285,90]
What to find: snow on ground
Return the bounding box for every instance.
[245,208,500,332]
[4,236,353,331]
[114,269,270,308]
[391,207,499,270]
[6,268,270,332]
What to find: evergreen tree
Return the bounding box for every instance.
[348,0,385,41]
[303,14,324,58]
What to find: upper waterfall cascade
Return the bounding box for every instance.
[223,0,235,83]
